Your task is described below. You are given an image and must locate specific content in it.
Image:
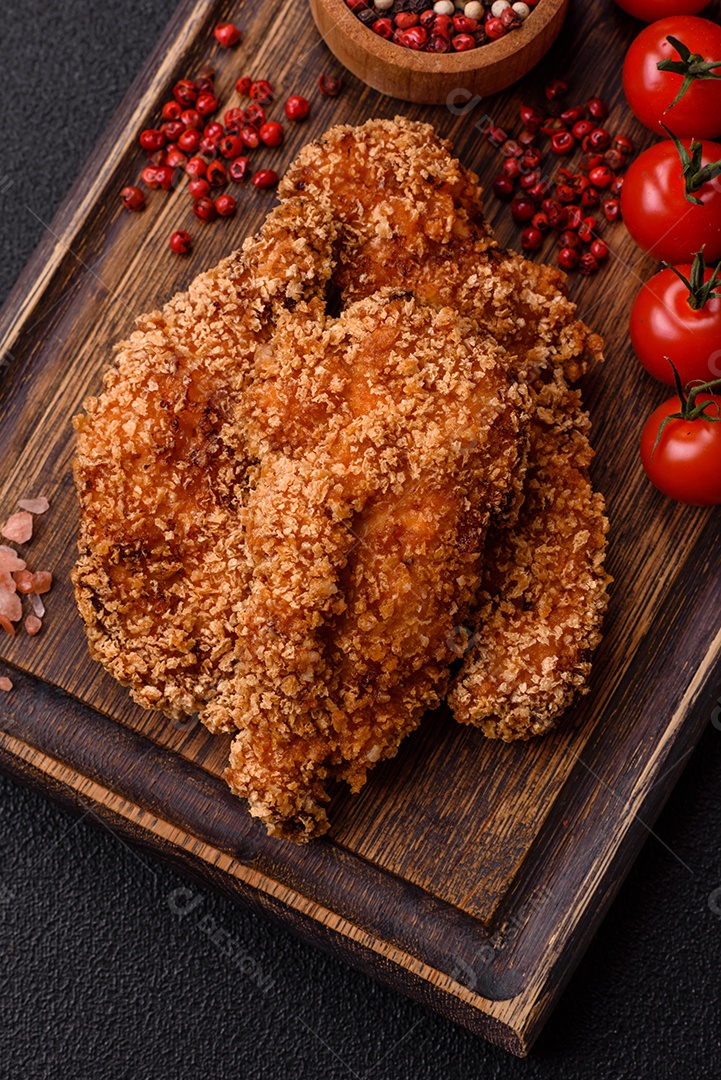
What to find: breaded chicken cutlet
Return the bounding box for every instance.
[73,117,610,839]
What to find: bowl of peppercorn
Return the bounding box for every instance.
[309,0,569,104]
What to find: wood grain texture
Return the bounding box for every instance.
[1,0,720,1055]
[309,0,569,103]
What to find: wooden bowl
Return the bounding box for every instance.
[309,0,570,104]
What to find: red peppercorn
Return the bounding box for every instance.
[213,22,241,47]
[205,121,225,141]
[587,97,609,120]
[215,193,237,217]
[318,73,343,97]
[120,185,145,211]
[545,78,568,101]
[601,196,621,222]
[511,196,536,223]
[572,120,595,141]
[285,95,310,121]
[188,177,210,199]
[532,211,550,232]
[578,252,600,276]
[219,134,244,158]
[259,120,284,146]
[185,156,207,179]
[250,79,275,104]
[610,175,624,196]
[520,149,542,170]
[139,128,166,153]
[178,128,201,153]
[541,198,561,216]
[499,139,522,160]
[195,68,215,94]
[173,80,197,106]
[180,109,202,130]
[485,17,505,40]
[148,165,172,191]
[199,137,217,156]
[579,152,605,173]
[372,15,393,37]
[604,148,627,172]
[529,179,552,203]
[169,229,192,254]
[162,100,182,121]
[244,103,266,128]
[453,14,478,32]
[503,158,522,179]
[521,226,544,252]
[196,92,218,116]
[229,156,250,182]
[493,174,515,201]
[486,125,508,147]
[560,105,586,125]
[589,164,614,189]
[520,104,545,132]
[555,183,576,204]
[420,9,436,28]
[559,230,581,249]
[566,205,584,230]
[165,147,188,169]
[500,6,518,27]
[581,187,601,209]
[235,75,252,96]
[193,197,217,222]
[614,134,634,156]
[520,168,542,191]
[558,247,580,271]
[585,128,611,151]
[427,32,451,51]
[540,117,567,137]
[161,120,185,143]
[141,166,160,189]
[253,168,279,189]
[590,239,609,261]
[240,125,260,149]
[551,131,575,156]
[401,26,429,49]
[395,11,419,28]
[578,221,596,244]
[434,13,453,34]
[206,160,227,186]
[222,109,244,134]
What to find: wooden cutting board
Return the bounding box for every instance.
[1,0,720,1055]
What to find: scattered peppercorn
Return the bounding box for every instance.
[213,22,242,47]
[285,95,310,122]
[169,229,193,254]
[252,169,279,189]
[120,185,145,211]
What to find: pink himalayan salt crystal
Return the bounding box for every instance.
[32,571,52,595]
[28,593,45,619]
[0,676,12,691]
[0,546,26,573]
[0,615,14,636]
[1,511,32,544]
[25,615,42,636]
[17,497,49,515]
[12,570,34,594]
[0,587,22,623]
[0,570,15,592]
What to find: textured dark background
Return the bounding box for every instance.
[1,2,720,1077]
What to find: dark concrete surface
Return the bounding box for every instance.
[0,3,720,1077]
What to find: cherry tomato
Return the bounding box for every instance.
[641,393,721,505]
[623,17,721,139]
[621,137,721,261]
[630,255,721,384]
[614,0,707,18]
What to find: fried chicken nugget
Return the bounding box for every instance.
[212,292,528,837]
[280,116,609,740]
[72,199,338,718]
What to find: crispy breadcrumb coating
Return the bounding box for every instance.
[73,117,610,840]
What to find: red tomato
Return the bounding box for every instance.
[623,17,721,138]
[615,0,707,18]
[630,259,721,384]
[641,393,721,505]
[621,138,721,261]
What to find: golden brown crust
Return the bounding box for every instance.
[73,116,610,840]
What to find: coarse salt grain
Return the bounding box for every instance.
[28,593,45,619]
[0,547,25,573]
[1,511,33,544]
[17,497,50,515]
[0,587,22,623]
[0,676,12,692]
[25,615,42,636]
[31,571,52,595]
